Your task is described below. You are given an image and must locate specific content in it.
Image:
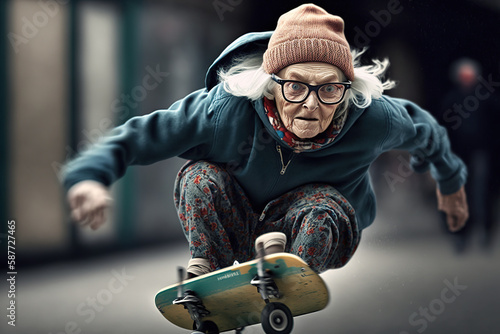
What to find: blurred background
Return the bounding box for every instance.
[1,0,499,333]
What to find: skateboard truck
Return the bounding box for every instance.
[173,267,218,334]
[251,242,280,302]
[250,242,294,334]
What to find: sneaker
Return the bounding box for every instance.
[255,232,287,255]
[186,258,212,278]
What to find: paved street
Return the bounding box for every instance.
[2,187,499,334]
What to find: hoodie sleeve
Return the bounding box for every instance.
[380,96,467,195]
[62,86,225,192]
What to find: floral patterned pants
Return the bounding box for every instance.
[174,161,360,273]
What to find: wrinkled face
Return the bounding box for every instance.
[272,62,344,139]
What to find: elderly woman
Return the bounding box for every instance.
[64,4,468,277]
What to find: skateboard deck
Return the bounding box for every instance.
[155,253,329,333]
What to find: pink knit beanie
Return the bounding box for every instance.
[263,4,354,81]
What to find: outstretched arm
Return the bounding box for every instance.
[61,87,224,193]
[380,96,469,232]
[62,86,224,229]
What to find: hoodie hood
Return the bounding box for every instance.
[205,31,273,90]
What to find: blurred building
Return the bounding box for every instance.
[2,0,251,262]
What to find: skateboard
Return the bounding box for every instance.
[155,252,329,334]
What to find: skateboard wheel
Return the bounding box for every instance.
[261,302,293,334]
[193,320,219,334]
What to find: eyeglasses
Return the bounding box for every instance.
[271,74,351,105]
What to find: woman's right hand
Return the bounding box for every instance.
[67,180,113,230]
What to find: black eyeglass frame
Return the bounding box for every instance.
[271,74,351,105]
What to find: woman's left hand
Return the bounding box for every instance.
[436,186,469,232]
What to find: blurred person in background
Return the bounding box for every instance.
[62,4,468,278]
[437,58,499,252]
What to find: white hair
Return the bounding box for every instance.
[218,48,396,118]
[218,54,276,101]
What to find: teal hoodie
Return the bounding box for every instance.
[62,32,467,231]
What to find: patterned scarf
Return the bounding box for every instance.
[263,97,346,152]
